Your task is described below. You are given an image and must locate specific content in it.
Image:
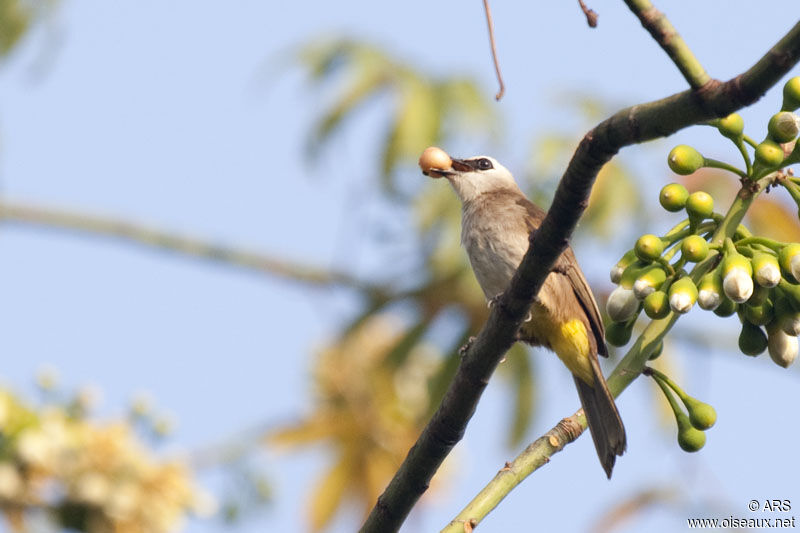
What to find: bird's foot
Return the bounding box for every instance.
[486,293,504,309]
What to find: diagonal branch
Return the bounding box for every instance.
[624,0,710,89]
[360,20,800,533]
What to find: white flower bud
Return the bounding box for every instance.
[791,254,800,284]
[782,313,800,336]
[697,289,722,311]
[606,286,638,322]
[633,277,656,299]
[669,291,694,314]
[610,264,625,284]
[755,262,781,288]
[722,267,753,303]
[768,329,798,368]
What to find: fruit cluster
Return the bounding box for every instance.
[606,76,800,370]
[604,77,800,453]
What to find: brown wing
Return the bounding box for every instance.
[516,195,608,357]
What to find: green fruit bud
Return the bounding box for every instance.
[619,260,652,289]
[782,76,800,111]
[767,323,798,368]
[722,253,754,303]
[717,113,744,139]
[606,286,640,323]
[747,284,770,307]
[610,249,637,284]
[648,340,664,360]
[668,276,698,314]
[605,320,633,347]
[754,139,785,167]
[680,235,709,263]
[685,191,714,220]
[778,243,800,282]
[713,297,737,317]
[633,265,668,299]
[677,413,706,452]
[683,397,717,430]
[668,145,704,175]
[752,252,781,288]
[659,183,689,212]
[768,112,800,143]
[739,320,768,356]
[643,290,670,319]
[743,299,774,326]
[635,234,664,262]
[697,271,723,311]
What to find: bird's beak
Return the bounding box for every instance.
[450,158,472,172]
[426,157,470,178]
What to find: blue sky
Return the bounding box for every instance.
[1,2,799,532]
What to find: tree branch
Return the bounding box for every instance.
[624,0,710,89]
[360,21,800,533]
[0,200,369,290]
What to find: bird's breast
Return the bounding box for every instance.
[461,203,530,299]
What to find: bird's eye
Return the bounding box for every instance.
[477,158,493,170]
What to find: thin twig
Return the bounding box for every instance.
[482,0,505,101]
[360,20,800,533]
[577,0,598,28]
[624,0,709,89]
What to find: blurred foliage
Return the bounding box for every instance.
[269,316,443,531]
[296,38,497,193]
[0,0,30,57]
[0,0,56,59]
[0,375,213,533]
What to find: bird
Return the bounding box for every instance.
[420,148,626,477]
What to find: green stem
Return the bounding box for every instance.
[647,367,689,401]
[703,157,749,178]
[735,224,753,239]
[665,218,691,235]
[622,0,710,89]
[779,178,800,206]
[735,236,784,252]
[743,134,759,149]
[650,370,686,417]
[734,138,754,175]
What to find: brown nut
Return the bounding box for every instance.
[418,146,452,177]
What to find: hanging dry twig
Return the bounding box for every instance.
[482,0,505,100]
[578,0,599,27]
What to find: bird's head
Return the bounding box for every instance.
[428,155,519,203]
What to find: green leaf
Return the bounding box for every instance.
[308,454,352,531]
[383,319,430,369]
[380,78,441,187]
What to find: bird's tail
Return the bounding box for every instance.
[573,358,626,478]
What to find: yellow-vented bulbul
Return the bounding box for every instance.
[426,152,626,477]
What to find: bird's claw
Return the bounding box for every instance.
[486,293,504,309]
